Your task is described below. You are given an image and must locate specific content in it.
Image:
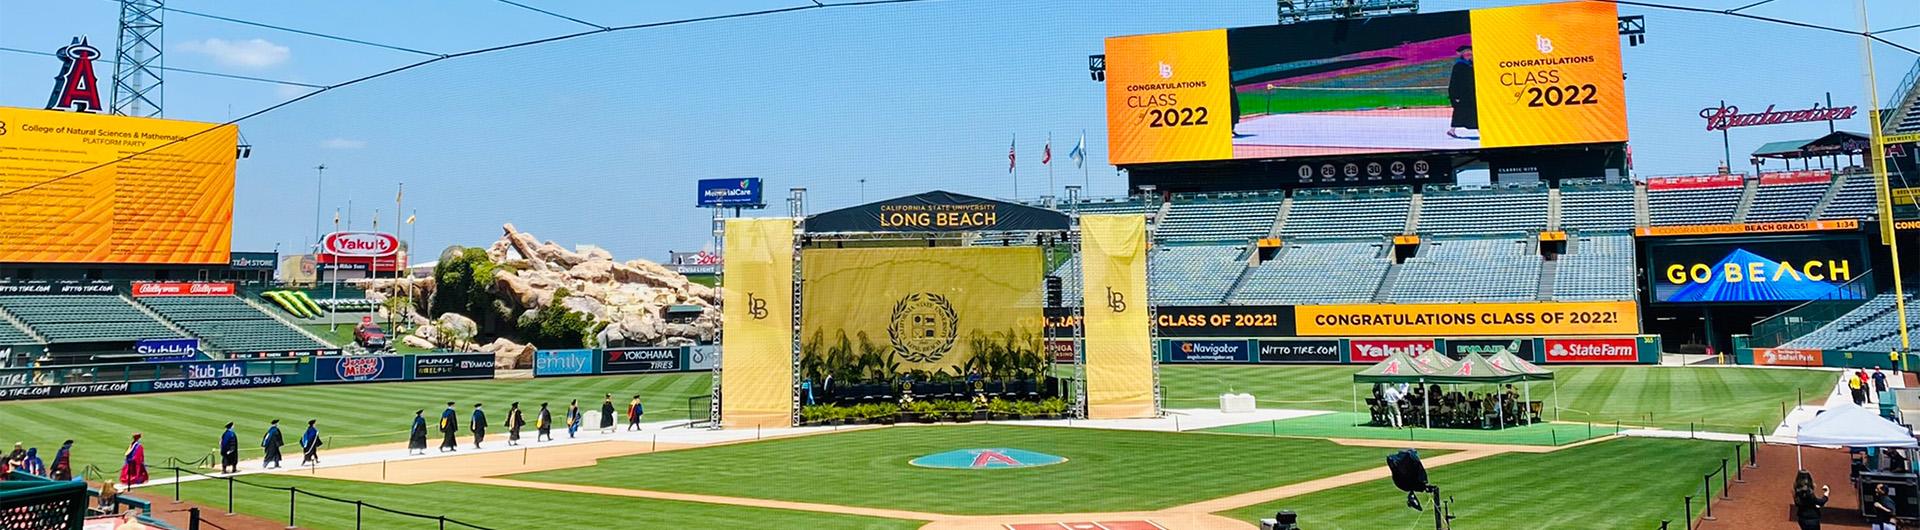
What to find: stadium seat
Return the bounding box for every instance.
[1229,239,1389,304]
[1415,184,1549,236]
[1745,180,1828,222]
[1552,233,1636,301]
[1156,192,1285,244]
[1280,187,1411,239]
[0,295,186,344]
[1648,184,1742,226]
[1386,236,1541,303]
[137,296,331,355]
[1558,180,1636,231]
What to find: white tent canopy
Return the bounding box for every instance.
[1798,403,1918,448]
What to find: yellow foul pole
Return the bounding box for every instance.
[1859,0,1912,366]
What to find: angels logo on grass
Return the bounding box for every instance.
[909,448,1067,469]
[335,357,388,381]
[889,292,957,363]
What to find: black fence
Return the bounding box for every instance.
[140,457,496,530]
[1663,434,1760,530]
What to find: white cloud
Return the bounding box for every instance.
[275,84,314,100]
[179,38,290,68]
[320,138,366,150]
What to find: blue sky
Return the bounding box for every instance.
[3,0,1919,262]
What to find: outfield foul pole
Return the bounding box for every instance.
[1859,0,1913,361]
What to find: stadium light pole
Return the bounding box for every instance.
[312,164,327,253]
[1859,0,1912,361]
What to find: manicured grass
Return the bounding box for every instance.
[0,373,709,474]
[1237,87,1446,116]
[1160,365,1836,433]
[1219,438,1733,529]
[174,474,920,530]
[517,424,1414,515]
[1205,412,1621,446]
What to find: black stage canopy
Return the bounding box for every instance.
[806,190,1071,233]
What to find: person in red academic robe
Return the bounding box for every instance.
[50,440,73,481]
[118,433,147,486]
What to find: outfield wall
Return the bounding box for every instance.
[1152,336,1661,365]
[1729,334,1902,369]
[1126,305,1658,365]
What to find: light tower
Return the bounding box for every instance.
[112,0,164,117]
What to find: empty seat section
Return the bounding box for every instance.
[0,295,184,343]
[1558,182,1635,231]
[1229,239,1389,304]
[1648,183,1743,226]
[1280,189,1411,239]
[1156,193,1283,244]
[1821,171,1881,219]
[1553,233,1635,301]
[1147,245,1245,305]
[1745,173,1831,222]
[139,296,330,354]
[1416,185,1549,236]
[1386,237,1541,303]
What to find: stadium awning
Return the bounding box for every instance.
[1751,131,1872,160]
[805,190,1071,233]
[1797,402,1917,448]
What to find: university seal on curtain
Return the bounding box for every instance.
[889,292,958,363]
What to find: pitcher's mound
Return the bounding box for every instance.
[909,448,1066,469]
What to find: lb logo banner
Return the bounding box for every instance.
[1081,214,1155,419]
[800,246,1044,376]
[720,218,796,428]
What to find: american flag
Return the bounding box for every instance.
[1008,136,1016,173]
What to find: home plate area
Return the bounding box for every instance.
[1006,521,1168,530]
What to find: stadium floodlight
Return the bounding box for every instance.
[1278,0,1418,24]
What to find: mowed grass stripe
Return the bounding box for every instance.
[1220,438,1732,529]
[0,373,710,472]
[516,424,1410,515]
[175,474,921,530]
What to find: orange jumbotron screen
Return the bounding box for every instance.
[0,107,236,264]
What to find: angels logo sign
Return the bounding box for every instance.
[46,37,104,113]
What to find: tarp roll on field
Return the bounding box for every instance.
[721,218,797,428]
[1081,214,1156,419]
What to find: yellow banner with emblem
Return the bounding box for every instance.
[1081,214,1155,419]
[721,218,796,429]
[799,246,1043,378]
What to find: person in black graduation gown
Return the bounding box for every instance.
[439,402,459,453]
[299,420,322,466]
[470,403,488,449]
[1446,45,1478,139]
[599,394,616,433]
[260,420,284,469]
[536,403,553,442]
[505,402,525,446]
[408,410,428,455]
[218,423,239,474]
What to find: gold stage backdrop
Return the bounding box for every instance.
[1080,214,1155,419]
[800,246,1044,377]
[721,218,796,429]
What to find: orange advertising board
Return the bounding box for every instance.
[1754,347,1823,367]
[0,107,235,264]
[1294,301,1639,337]
[1104,29,1232,166]
[1468,2,1627,149]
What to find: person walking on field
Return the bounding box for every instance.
[566,400,582,438]
[51,440,73,481]
[1860,369,1875,404]
[470,403,488,449]
[536,403,554,442]
[1850,373,1867,406]
[408,410,428,455]
[505,402,525,446]
[1794,470,1829,530]
[627,395,644,431]
[260,420,284,469]
[299,420,322,466]
[118,433,147,486]
[218,423,239,474]
[1874,369,1890,396]
[439,402,460,452]
[600,394,617,434]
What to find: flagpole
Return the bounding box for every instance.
[1047,132,1055,201]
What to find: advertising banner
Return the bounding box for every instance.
[1636,219,1860,237]
[130,281,235,297]
[1646,174,1745,191]
[321,232,399,257]
[685,345,719,371]
[1255,339,1342,363]
[1105,1,1623,165]
[1081,214,1156,419]
[1542,337,1638,363]
[1156,305,1295,337]
[1755,347,1824,367]
[604,347,681,374]
[412,353,496,380]
[135,338,201,361]
[721,218,796,428]
[1164,339,1251,363]
[1444,338,1535,361]
[1647,235,1870,303]
[314,355,404,383]
[1757,169,1832,186]
[229,251,279,270]
[1045,339,1077,363]
[0,107,237,264]
[1296,301,1638,337]
[1349,339,1436,363]
[801,246,1045,375]
[0,281,116,295]
[805,191,1070,233]
[697,178,763,208]
[151,361,287,392]
[225,349,331,360]
[534,349,595,377]
[0,382,133,401]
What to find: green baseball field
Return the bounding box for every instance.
[15,365,1835,529]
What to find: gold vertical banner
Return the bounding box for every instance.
[721,218,796,429]
[1080,214,1155,419]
